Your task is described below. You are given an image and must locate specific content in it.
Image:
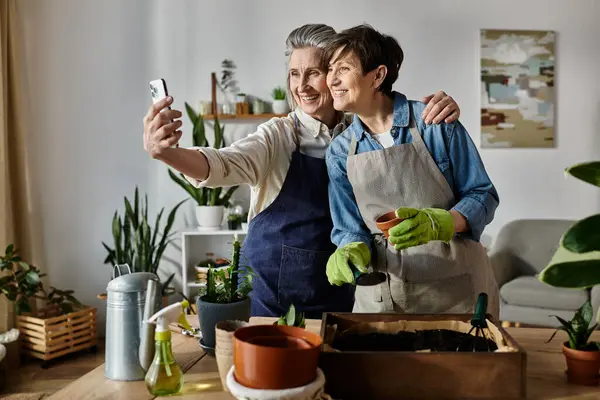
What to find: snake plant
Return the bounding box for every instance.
[546,300,599,350]
[168,102,239,207]
[102,186,186,296]
[538,161,600,289]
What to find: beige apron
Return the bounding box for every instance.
[346,106,499,321]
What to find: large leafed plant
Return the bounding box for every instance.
[538,161,600,288]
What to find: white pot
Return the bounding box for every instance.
[272,99,289,115]
[196,205,225,229]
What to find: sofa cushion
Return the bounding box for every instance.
[500,276,588,311]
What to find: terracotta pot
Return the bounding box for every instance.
[375,211,404,239]
[233,324,322,390]
[563,342,600,386]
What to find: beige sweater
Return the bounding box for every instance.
[184,108,351,222]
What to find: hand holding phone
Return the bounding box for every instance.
[149,78,179,147]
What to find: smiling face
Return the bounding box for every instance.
[326,47,379,113]
[288,47,334,120]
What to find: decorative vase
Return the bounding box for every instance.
[196,205,224,230]
[272,100,289,115]
[252,100,265,115]
[563,342,600,386]
[196,296,251,351]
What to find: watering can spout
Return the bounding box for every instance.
[139,278,163,371]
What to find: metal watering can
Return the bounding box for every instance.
[104,264,163,381]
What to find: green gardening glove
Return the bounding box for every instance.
[388,207,455,251]
[326,242,371,286]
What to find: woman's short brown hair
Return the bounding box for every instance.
[325,24,404,94]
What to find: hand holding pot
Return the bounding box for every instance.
[326,242,371,286]
[389,207,454,250]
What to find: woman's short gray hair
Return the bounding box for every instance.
[285,24,337,109]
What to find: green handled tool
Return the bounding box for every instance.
[457,292,493,352]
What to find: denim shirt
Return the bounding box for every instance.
[325,92,499,253]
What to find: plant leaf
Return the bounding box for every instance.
[565,161,600,188]
[538,245,600,288]
[286,304,296,326]
[25,271,40,286]
[562,214,600,253]
[185,102,198,126]
[168,169,202,205]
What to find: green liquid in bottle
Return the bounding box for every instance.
[145,339,183,396]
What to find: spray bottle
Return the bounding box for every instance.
[144,300,193,396]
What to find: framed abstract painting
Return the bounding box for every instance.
[480,29,555,148]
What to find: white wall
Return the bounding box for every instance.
[18,0,600,332]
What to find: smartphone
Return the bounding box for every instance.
[149,78,178,147]
[149,78,171,108]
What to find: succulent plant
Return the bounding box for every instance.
[276,304,306,328]
[199,234,254,303]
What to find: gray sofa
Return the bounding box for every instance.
[489,219,600,328]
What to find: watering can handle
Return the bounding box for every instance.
[113,264,132,279]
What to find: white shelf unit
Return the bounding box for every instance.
[180,227,248,300]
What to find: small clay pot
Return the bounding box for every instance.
[563,342,600,386]
[233,324,322,390]
[375,211,403,239]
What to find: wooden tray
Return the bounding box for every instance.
[318,312,526,399]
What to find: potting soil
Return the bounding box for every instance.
[332,329,498,352]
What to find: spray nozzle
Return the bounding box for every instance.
[146,300,192,337]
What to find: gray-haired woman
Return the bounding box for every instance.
[142,24,462,319]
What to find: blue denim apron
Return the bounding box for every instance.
[242,115,354,319]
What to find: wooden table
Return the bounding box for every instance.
[48,316,600,399]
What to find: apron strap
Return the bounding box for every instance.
[349,134,358,156]
[292,114,300,152]
[408,107,427,152]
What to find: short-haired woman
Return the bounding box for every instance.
[324,24,500,320]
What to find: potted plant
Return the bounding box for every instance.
[100,186,186,301]
[241,212,249,231]
[227,213,242,230]
[168,103,239,230]
[546,300,600,385]
[0,244,96,367]
[275,303,306,328]
[271,86,289,115]
[538,161,600,385]
[195,234,254,351]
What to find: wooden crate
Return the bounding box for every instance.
[319,312,527,400]
[16,306,97,362]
